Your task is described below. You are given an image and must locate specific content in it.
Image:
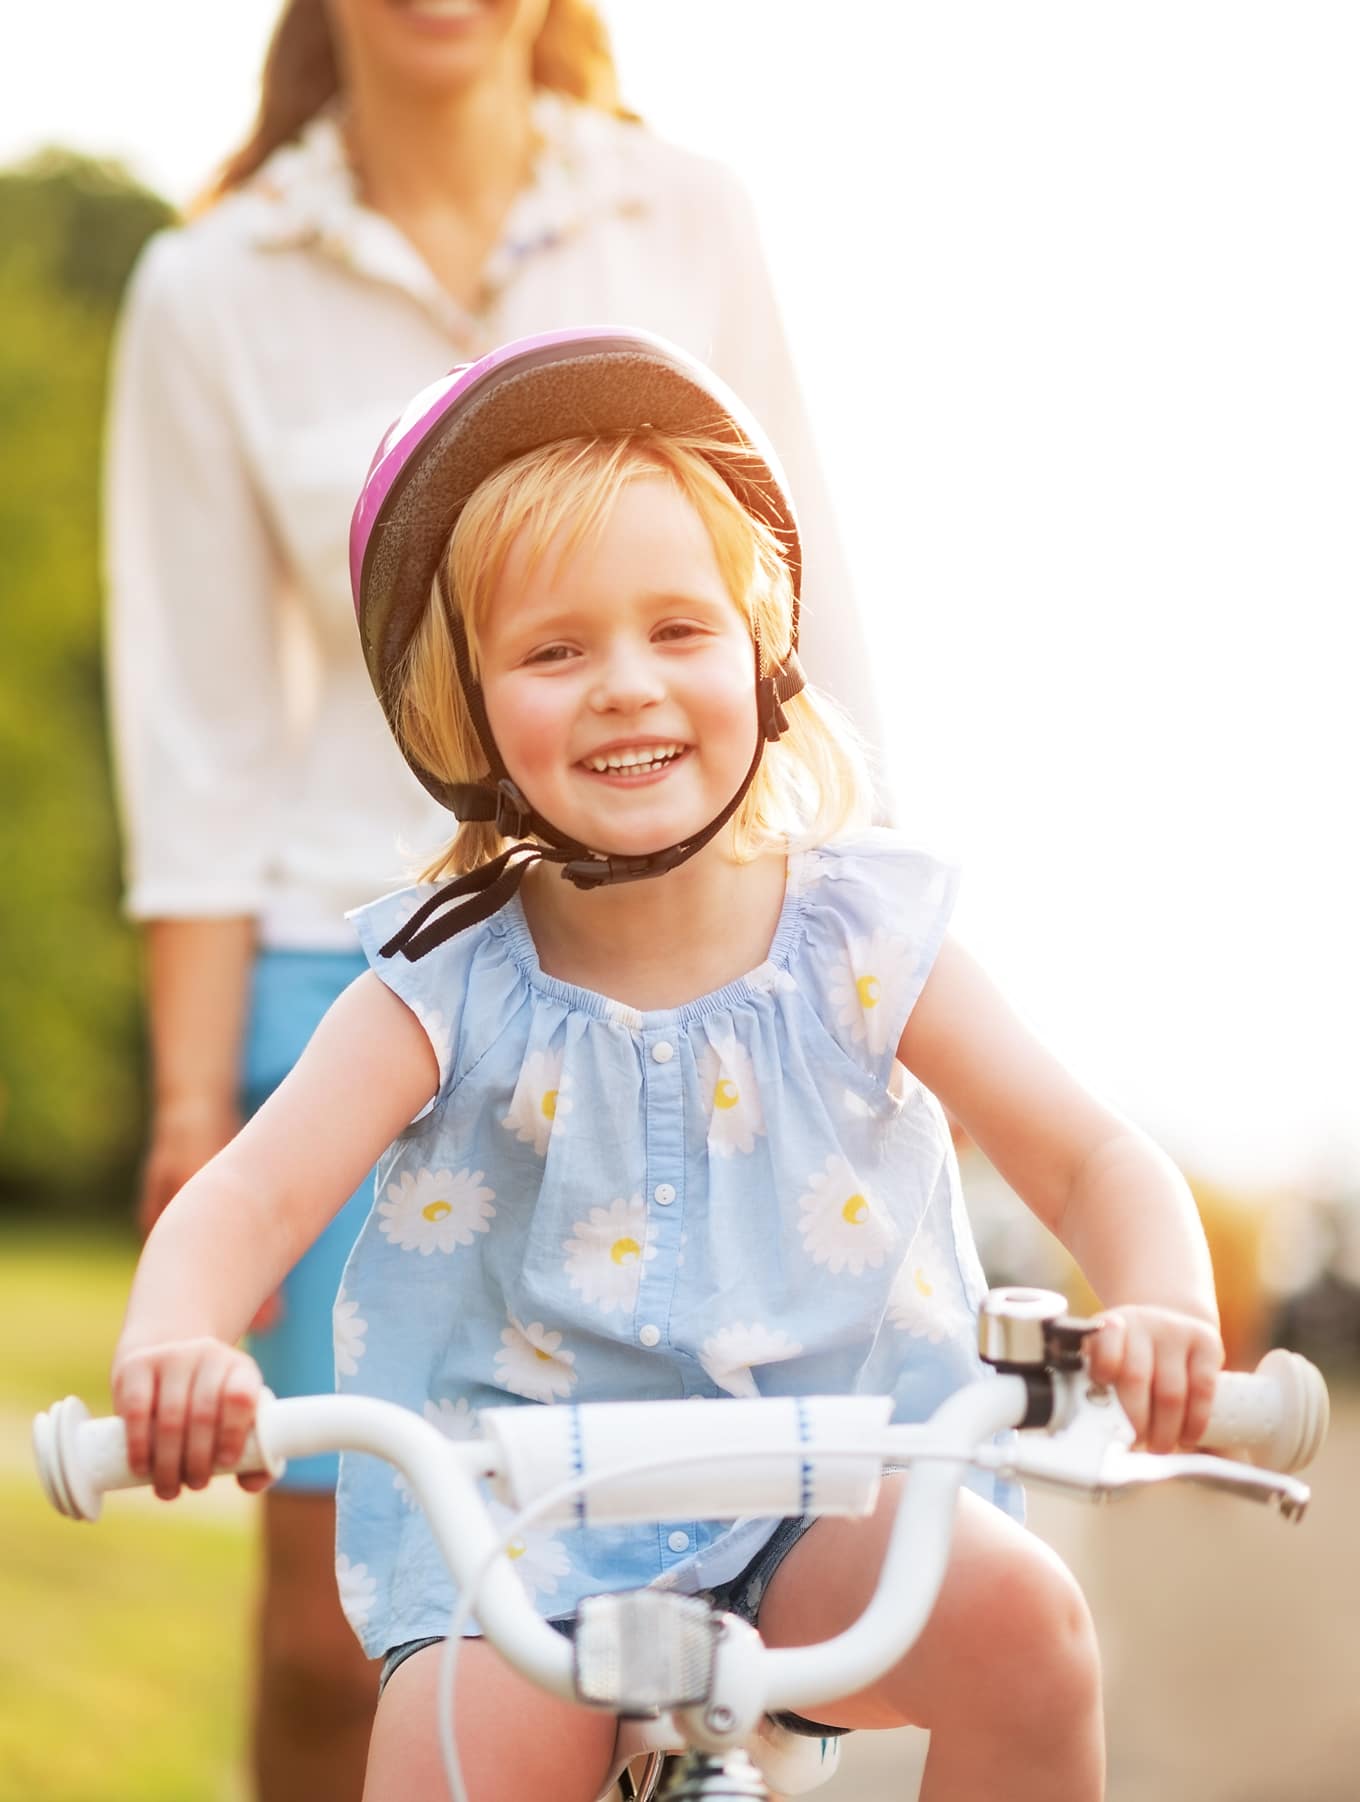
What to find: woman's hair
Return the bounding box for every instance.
[394,432,875,882]
[197,0,629,208]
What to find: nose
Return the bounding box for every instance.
[588,637,665,715]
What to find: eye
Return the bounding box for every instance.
[523,643,577,666]
[653,621,707,643]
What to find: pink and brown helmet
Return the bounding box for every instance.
[349,325,804,815]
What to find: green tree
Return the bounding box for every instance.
[0,150,173,1212]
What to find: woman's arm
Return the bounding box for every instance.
[136,918,255,1234]
[113,973,439,1496]
[900,936,1222,1450]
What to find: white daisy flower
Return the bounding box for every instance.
[412,1003,452,1084]
[562,1195,656,1314]
[489,1496,574,1598]
[797,1155,897,1276]
[394,1397,478,1509]
[377,1166,495,1256]
[699,1322,803,1398]
[697,1039,765,1158]
[827,928,915,1057]
[887,1219,970,1344]
[501,1049,573,1157]
[335,1554,378,1630]
[494,1317,578,1402]
[333,1288,368,1378]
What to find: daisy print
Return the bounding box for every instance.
[394,1397,477,1510]
[333,1288,368,1378]
[697,1038,765,1158]
[494,1316,578,1402]
[378,1166,495,1255]
[489,1497,574,1599]
[412,1003,452,1085]
[562,1195,656,1314]
[797,1155,897,1276]
[502,1048,573,1157]
[887,1219,970,1345]
[828,928,915,1058]
[335,1554,378,1631]
[700,1323,803,1398]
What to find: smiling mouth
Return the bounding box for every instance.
[578,743,690,778]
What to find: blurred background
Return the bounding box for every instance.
[1,4,1357,1798]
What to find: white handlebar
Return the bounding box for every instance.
[1201,1348,1329,1470]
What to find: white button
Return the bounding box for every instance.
[667,1530,690,1553]
[651,1040,674,1064]
[638,1324,661,1347]
[654,1183,676,1205]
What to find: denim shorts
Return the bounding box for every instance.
[378,1514,847,1737]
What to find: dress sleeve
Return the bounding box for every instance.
[793,834,960,1089]
[103,231,289,920]
[702,167,890,805]
[347,887,524,1121]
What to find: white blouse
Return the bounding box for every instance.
[105,93,884,948]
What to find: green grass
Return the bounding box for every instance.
[0,1223,256,1801]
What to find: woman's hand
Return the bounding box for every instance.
[1086,1305,1225,1453]
[111,1338,273,1500]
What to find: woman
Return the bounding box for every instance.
[104,2,884,1796]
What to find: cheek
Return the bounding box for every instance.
[483,677,571,783]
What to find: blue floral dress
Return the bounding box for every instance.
[332,831,1018,1655]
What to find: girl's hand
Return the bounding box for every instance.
[111,1339,273,1500]
[1085,1305,1225,1453]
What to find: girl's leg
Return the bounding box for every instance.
[363,1640,618,1802]
[756,1480,1104,1802]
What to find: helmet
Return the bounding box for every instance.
[349,326,806,958]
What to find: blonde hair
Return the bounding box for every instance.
[195,0,632,211]
[393,433,873,882]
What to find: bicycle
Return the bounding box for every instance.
[33,1286,1328,1802]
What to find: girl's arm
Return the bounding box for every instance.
[899,937,1222,1452]
[113,972,438,1499]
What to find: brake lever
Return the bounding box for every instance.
[979,1373,1310,1521]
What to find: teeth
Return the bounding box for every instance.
[583,743,685,773]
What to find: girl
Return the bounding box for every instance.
[106,6,882,1789]
[113,328,1223,1802]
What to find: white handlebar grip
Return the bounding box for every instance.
[1201,1350,1330,1472]
[32,1395,281,1521]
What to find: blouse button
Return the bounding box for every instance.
[667,1530,690,1553]
[638,1324,662,1348]
[654,1183,676,1205]
[651,1040,675,1064]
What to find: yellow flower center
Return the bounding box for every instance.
[422,1200,452,1222]
[507,1538,526,1559]
[714,1079,740,1110]
[856,974,881,1009]
[533,1347,554,1362]
[914,1267,933,1297]
[610,1236,641,1265]
[541,1089,558,1119]
[841,1194,869,1226]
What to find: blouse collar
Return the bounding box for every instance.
[244,91,651,335]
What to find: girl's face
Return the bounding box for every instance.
[477,478,760,861]
[326,0,549,98]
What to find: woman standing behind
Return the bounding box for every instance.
[104,2,883,1796]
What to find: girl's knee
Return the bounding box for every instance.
[976,1540,1101,1722]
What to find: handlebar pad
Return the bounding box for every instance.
[481,1393,895,1526]
[1199,1349,1329,1471]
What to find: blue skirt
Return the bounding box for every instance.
[242,947,373,1492]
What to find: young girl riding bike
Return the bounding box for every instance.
[112,326,1224,1802]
